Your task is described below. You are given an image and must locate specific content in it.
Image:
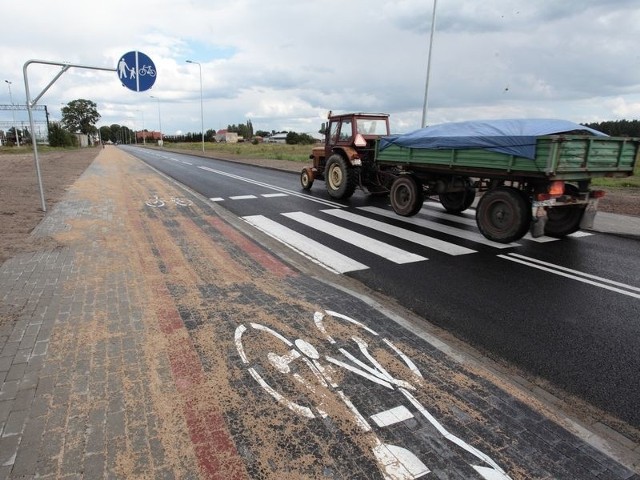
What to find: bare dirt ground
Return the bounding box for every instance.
[0,148,100,264]
[1,147,639,265]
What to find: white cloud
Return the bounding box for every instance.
[2,0,640,136]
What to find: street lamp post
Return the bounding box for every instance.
[141,110,146,145]
[4,80,20,146]
[186,60,205,153]
[421,0,438,128]
[149,95,163,147]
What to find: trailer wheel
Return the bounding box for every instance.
[544,185,585,238]
[390,175,424,217]
[476,187,531,243]
[300,167,314,190]
[439,187,477,213]
[325,154,356,199]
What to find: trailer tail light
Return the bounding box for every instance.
[535,181,566,201]
[591,190,606,199]
[549,181,565,196]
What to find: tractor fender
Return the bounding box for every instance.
[332,146,361,166]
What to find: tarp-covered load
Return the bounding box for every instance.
[379,119,607,160]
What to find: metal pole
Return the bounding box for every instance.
[421,0,438,128]
[150,95,162,147]
[23,59,116,212]
[5,80,20,146]
[186,60,205,153]
[22,68,47,211]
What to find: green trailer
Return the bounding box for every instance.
[303,113,640,243]
[374,134,638,181]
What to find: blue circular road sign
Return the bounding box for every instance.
[117,51,157,92]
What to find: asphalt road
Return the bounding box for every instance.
[123,145,640,430]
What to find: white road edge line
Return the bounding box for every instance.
[507,253,640,293]
[498,254,640,299]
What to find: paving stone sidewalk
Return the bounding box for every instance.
[0,146,638,479]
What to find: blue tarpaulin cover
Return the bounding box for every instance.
[379,119,607,160]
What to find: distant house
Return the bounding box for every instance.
[136,131,162,142]
[215,129,239,143]
[266,132,288,144]
[305,132,325,143]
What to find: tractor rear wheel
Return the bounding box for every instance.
[325,154,356,199]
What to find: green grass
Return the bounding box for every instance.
[0,145,100,155]
[161,141,313,163]
[591,162,640,188]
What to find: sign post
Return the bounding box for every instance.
[22,51,157,211]
[23,60,117,212]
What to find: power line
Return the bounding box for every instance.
[0,104,46,111]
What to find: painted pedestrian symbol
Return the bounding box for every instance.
[117,51,156,92]
[235,310,512,480]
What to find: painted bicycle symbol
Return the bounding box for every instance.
[144,195,192,208]
[235,310,512,480]
[139,64,156,77]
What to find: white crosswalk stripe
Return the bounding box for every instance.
[234,198,596,274]
[358,206,521,249]
[321,209,475,256]
[282,212,427,264]
[242,215,368,274]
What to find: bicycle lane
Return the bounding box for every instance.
[118,152,639,479]
[7,146,636,478]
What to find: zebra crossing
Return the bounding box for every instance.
[230,194,594,274]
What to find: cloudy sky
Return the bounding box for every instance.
[1,0,639,138]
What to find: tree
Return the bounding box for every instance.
[61,99,100,135]
[205,129,216,141]
[48,122,75,147]
[582,120,640,137]
[99,126,112,143]
[227,120,254,140]
[246,119,254,140]
[4,126,18,145]
[286,132,316,145]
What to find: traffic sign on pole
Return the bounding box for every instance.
[117,51,156,92]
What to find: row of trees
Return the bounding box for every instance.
[224,121,317,144]
[48,99,318,146]
[43,98,640,149]
[581,120,640,137]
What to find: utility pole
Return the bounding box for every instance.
[4,80,20,146]
[186,60,205,153]
[421,0,438,128]
[149,95,163,147]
